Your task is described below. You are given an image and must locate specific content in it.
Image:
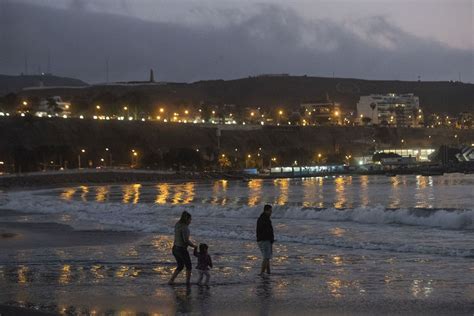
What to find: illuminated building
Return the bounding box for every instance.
[357,93,423,127]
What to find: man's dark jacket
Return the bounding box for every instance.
[256,213,274,243]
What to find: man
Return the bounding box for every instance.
[256,204,274,275]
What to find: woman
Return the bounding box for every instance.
[168,211,197,285]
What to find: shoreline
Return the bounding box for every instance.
[1,168,473,191]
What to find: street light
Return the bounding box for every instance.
[105,148,112,167]
[78,149,86,169]
[131,150,138,168]
[269,157,277,169]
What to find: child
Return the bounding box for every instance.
[193,243,213,285]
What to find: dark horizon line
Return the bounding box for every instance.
[2,72,473,86]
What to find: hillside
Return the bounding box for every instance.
[17,75,474,115]
[0,74,87,95]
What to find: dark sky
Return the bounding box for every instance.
[1,0,473,83]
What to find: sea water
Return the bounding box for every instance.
[0,174,473,314]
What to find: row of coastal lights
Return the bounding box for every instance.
[7,104,471,129]
[4,105,290,125]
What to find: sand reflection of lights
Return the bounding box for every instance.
[327,278,343,298]
[332,255,343,266]
[330,227,346,237]
[155,183,170,204]
[95,186,109,202]
[247,179,262,206]
[116,265,140,278]
[274,179,289,206]
[411,279,434,298]
[17,265,29,284]
[59,264,71,285]
[60,187,76,201]
[151,236,173,251]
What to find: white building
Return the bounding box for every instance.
[357,93,423,127]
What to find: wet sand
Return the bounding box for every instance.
[1,208,473,315]
[0,209,143,250]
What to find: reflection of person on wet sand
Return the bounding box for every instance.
[256,277,273,316]
[256,204,274,275]
[172,285,193,314]
[168,211,197,285]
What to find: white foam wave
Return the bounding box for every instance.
[1,190,473,231]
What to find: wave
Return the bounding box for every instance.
[1,190,473,231]
[1,190,474,258]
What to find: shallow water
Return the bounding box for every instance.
[0,174,473,315]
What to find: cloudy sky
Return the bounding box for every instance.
[1,0,473,83]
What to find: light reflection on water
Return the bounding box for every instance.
[59,264,71,285]
[95,186,109,203]
[274,178,289,206]
[247,179,262,206]
[55,174,474,210]
[155,183,169,204]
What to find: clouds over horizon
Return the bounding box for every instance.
[0,1,472,83]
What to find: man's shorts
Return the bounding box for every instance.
[258,240,273,259]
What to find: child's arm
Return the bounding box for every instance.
[208,255,213,269]
[193,247,199,257]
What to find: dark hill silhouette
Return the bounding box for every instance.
[0,74,87,95]
[18,75,474,114]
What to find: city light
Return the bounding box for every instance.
[96,105,101,110]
